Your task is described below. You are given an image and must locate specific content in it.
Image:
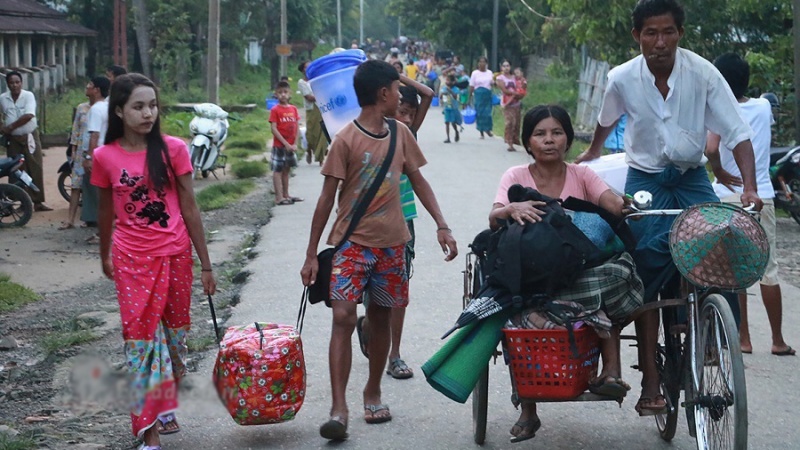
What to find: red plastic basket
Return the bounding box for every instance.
[503,326,600,400]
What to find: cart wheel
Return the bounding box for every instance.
[655,307,681,441]
[472,364,489,445]
[692,294,747,450]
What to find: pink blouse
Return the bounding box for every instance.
[494,163,610,206]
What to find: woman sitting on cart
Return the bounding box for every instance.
[489,105,636,443]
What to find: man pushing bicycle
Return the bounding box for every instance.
[576,0,763,416]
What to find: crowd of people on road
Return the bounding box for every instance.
[294,0,794,445]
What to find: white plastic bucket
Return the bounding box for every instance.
[578,152,629,195]
[309,66,361,138]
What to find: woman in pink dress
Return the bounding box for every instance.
[91,73,216,450]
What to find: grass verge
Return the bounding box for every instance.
[231,160,268,179]
[0,432,38,450]
[0,274,40,313]
[40,317,99,356]
[195,180,256,211]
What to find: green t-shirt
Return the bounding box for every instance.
[400,174,418,221]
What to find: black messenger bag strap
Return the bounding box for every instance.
[334,118,398,249]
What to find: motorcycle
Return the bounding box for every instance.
[770,146,800,226]
[57,146,80,204]
[189,103,229,179]
[0,154,40,227]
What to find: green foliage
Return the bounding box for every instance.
[196,180,257,211]
[0,274,40,313]
[40,317,99,356]
[231,160,269,179]
[41,84,89,135]
[0,432,38,450]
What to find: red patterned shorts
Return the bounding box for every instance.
[330,241,408,308]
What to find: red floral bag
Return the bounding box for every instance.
[208,292,308,425]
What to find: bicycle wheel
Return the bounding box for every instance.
[656,307,681,441]
[693,294,747,450]
[472,364,488,445]
[58,171,72,202]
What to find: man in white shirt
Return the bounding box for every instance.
[706,53,794,357]
[81,76,110,239]
[0,71,50,210]
[576,0,762,416]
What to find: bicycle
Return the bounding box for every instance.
[463,201,767,449]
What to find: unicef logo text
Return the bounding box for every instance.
[320,95,348,113]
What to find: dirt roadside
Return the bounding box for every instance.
[0,146,273,449]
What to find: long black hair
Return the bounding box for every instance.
[105,73,172,192]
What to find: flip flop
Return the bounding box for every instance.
[588,376,630,398]
[277,199,293,205]
[635,394,667,416]
[509,417,541,443]
[363,404,391,424]
[772,346,796,356]
[58,222,75,230]
[355,316,369,358]
[289,197,304,203]
[156,413,180,435]
[319,415,348,441]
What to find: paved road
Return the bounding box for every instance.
[170,111,800,449]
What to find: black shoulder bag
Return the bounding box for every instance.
[308,119,398,306]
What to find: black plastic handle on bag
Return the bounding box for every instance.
[207,294,222,345]
[206,291,309,346]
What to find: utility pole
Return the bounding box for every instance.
[207,0,219,103]
[491,0,499,71]
[280,0,287,78]
[359,0,364,46]
[337,0,342,48]
[794,0,800,142]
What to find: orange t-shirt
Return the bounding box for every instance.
[322,120,427,248]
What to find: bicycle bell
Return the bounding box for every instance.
[632,190,653,210]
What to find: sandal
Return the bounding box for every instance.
[386,357,413,379]
[156,413,180,435]
[510,417,541,443]
[277,199,293,205]
[355,316,369,358]
[772,346,796,356]
[363,404,392,424]
[588,376,630,399]
[289,197,304,203]
[138,445,161,450]
[58,222,75,230]
[319,415,348,441]
[635,394,667,416]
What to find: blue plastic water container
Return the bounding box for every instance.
[463,106,476,124]
[492,94,501,106]
[431,96,439,107]
[266,98,279,110]
[307,50,368,136]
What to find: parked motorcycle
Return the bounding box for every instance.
[770,146,800,226]
[189,103,229,179]
[0,154,40,227]
[57,146,81,204]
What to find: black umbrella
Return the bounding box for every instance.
[441,284,547,339]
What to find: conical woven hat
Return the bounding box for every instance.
[669,203,769,290]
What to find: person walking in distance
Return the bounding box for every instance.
[705,53,794,356]
[91,73,216,449]
[469,56,495,139]
[298,61,329,165]
[0,71,51,211]
[575,0,762,416]
[269,81,303,205]
[60,77,108,229]
[82,76,111,242]
[301,60,457,441]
